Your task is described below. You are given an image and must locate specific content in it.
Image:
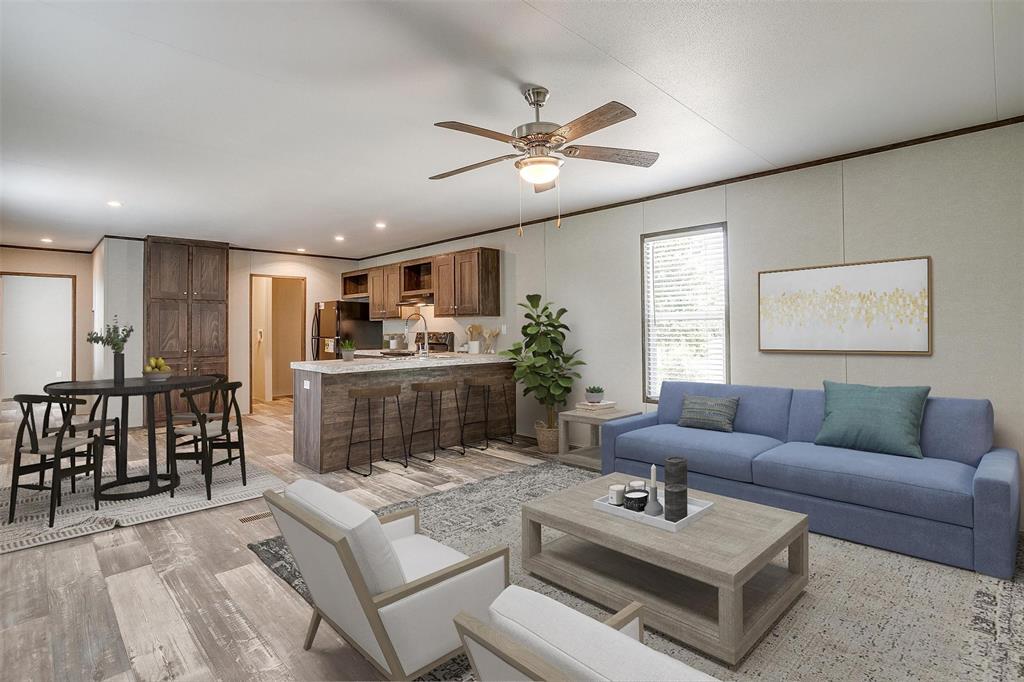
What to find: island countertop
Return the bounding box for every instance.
[291,351,512,374]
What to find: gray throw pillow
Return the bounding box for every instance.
[815,381,931,458]
[679,395,739,432]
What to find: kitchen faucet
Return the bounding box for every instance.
[404,312,429,358]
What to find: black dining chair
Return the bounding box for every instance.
[8,394,100,527]
[41,382,119,494]
[167,381,246,500]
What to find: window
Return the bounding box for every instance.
[641,223,728,401]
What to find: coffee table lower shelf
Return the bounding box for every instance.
[522,532,807,665]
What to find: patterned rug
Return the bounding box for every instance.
[1,458,282,553]
[248,462,1024,681]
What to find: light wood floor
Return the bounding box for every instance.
[0,398,546,681]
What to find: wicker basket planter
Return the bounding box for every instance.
[535,421,560,454]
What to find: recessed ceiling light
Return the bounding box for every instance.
[296,248,306,252]
[40,237,53,243]
[334,235,345,241]
[106,200,123,208]
[375,222,386,229]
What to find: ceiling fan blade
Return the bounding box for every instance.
[551,102,636,144]
[429,154,522,180]
[434,121,518,144]
[561,145,659,167]
[534,180,556,193]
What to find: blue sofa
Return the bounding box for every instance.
[601,381,1021,579]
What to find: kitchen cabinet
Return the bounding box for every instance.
[367,265,403,320]
[145,236,229,424]
[433,253,456,316]
[436,247,500,317]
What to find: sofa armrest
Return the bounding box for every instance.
[973,448,1021,579]
[603,601,644,643]
[379,507,418,541]
[601,412,658,473]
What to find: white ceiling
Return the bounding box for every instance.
[2,1,1021,258]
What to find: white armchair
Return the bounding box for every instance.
[264,480,509,680]
[455,585,718,681]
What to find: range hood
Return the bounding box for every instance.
[398,292,434,307]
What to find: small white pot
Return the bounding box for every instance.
[468,340,481,354]
[341,349,355,361]
[585,391,604,403]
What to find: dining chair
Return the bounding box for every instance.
[168,380,246,500]
[41,382,119,493]
[8,394,100,527]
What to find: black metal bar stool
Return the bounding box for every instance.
[460,375,515,450]
[407,380,465,462]
[345,384,408,476]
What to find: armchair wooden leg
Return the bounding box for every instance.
[303,609,322,651]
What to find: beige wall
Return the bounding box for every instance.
[364,124,1024,527]
[271,278,305,398]
[0,246,94,381]
[251,276,272,402]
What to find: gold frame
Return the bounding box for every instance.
[757,256,932,356]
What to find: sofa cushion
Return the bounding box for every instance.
[284,480,407,594]
[657,381,792,441]
[788,389,994,466]
[752,442,975,527]
[815,381,930,458]
[615,424,782,483]
[679,395,739,432]
[390,534,467,582]
[488,586,715,682]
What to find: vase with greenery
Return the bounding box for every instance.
[339,338,356,361]
[501,294,584,453]
[86,316,134,384]
[585,385,605,403]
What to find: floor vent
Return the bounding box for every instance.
[238,510,273,524]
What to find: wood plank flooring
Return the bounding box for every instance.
[0,398,548,681]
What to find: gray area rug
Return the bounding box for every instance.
[248,462,1024,681]
[1,459,282,553]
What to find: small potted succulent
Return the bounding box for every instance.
[86,315,134,385]
[339,339,356,361]
[585,385,605,403]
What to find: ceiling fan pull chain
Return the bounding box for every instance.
[518,174,524,237]
[556,178,562,229]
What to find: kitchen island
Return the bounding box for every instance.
[291,352,516,473]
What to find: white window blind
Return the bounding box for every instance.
[642,225,728,400]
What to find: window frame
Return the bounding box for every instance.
[639,222,730,404]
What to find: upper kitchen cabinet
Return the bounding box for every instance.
[437,247,500,317]
[400,257,433,296]
[341,270,369,300]
[191,246,228,300]
[147,239,190,299]
[367,265,403,320]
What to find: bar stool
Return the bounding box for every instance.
[407,380,465,462]
[461,375,515,450]
[346,384,408,476]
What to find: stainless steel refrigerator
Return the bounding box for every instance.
[310,301,382,359]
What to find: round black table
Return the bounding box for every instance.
[44,375,218,501]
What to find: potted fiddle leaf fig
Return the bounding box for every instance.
[501,294,584,453]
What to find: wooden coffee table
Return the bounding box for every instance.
[522,473,808,665]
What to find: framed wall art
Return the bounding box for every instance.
[758,256,931,355]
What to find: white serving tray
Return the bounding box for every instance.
[592,488,714,532]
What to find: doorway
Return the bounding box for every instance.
[249,275,306,410]
[0,273,75,399]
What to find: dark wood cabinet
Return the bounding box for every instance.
[367,265,403,320]
[368,267,385,320]
[145,237,229,423]
[433,253,456,316]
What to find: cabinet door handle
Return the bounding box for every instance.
[183,291,188,295]
[192,348,198,352]
[193,291,198,295]
[193,367,198,371]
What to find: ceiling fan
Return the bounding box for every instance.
[429,86,659,193]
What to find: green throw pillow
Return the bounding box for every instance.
[815,381,931,458]
[679,395,739,433]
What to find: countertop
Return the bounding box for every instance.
[291,351,513,374]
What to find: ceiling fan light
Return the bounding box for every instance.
[516,156,562,185]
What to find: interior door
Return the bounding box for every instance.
[147,241,190,299]
[0,275,73,398]
[191,246,227,300]
[433,253,455,317]
[383,264,402,318]
[454,250,480,316]
[368,268,385,320]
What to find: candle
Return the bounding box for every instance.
[650,464,657,492]
[608,484,625,506]
[628,480,645,491]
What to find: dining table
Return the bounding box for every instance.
[44,375,218,501]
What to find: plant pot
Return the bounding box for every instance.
[585,392,604,403]
[113,352,125,385]
[535,420,559,454]
[341,349,355,361]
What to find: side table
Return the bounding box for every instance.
[557,408,641,471]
